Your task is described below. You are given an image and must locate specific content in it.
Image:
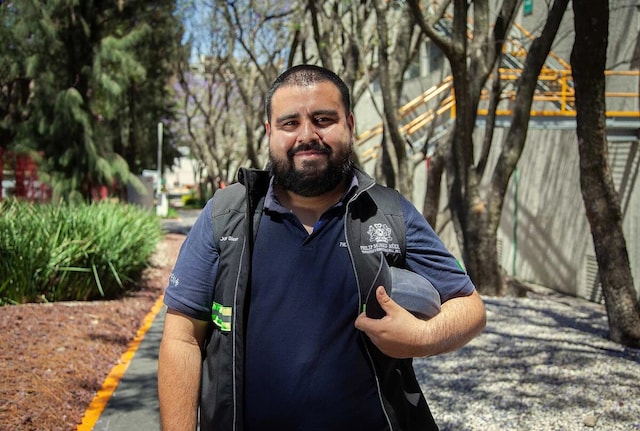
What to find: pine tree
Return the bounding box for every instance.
[1,0,183,201]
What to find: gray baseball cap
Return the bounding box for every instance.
[390,267,441,320]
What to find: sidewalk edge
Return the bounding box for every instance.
[76,294,165,431]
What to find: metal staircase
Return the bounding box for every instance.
[355,22,640,163]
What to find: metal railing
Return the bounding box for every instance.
[356,69,639,163]
[356,15,639,162]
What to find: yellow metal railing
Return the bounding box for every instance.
[478,69,640,118]
[356,69,639,162]
[356,16,639,163]
[356,76,454,148]
[510,22,572,70]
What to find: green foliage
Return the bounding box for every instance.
[181,191,206,209]
[0,199,163,304]
[1,1,184,201]
[182,196,207,209]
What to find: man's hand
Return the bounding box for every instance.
[355,286,428,358]
[355,286,486,359]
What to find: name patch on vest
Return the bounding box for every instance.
[220,235,239,242]
[360,223,401,254]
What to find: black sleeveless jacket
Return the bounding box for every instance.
[200,167,438,431]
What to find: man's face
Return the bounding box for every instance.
[265,81,355,197]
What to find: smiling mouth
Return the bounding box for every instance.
[288,143,332,158]
[294,150,328,158]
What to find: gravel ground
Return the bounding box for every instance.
[414,289,640,431]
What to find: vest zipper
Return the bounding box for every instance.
[232,236,249,430]
[344,180,395,431]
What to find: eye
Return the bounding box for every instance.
[315,116,335,126]
[279,120,299,130]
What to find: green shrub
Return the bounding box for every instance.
[0,199,163,304]
[181,192,206,209]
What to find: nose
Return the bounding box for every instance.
[298,120,320,143]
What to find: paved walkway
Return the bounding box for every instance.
[88,209,199,430]
[92,307,166,431]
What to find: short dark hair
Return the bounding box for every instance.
[265,64,351,122]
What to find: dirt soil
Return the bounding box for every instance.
[0,233,185,431]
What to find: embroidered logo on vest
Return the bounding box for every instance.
[368,223,392,243]
[361,223,401,254]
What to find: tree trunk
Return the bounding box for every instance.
[372,5,403,192]
[428,0,522,296]
[486,0,570,296]
[462,201,503,296]
[572,0,640,347]
[448,102,503,295]
[423,144,446,227]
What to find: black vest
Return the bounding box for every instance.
[200,167,438,431]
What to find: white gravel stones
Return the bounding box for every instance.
[414,291,640,431]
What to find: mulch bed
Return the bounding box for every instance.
[0,233,184,431]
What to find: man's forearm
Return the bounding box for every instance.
[417,290,486,357]
[158,337,203,430]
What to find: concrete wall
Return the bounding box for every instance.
[491,129,638,301]
[404,127,639,303]
[353,1,640,302]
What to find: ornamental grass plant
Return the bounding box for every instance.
[0,199,163,304]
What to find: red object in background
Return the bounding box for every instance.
[0,147,3,201]
[1,151,110,203]
[1,151,52,202]
[91,184,109,201]
[14,154,28,198]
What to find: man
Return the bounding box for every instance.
[158,64,486,431]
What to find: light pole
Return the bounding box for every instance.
[156,122,168,216]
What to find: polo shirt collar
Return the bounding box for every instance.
[263,172,359,215]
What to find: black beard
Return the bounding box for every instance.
[270,142,353,197]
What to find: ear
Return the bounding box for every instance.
[347,112,355,133]
[264,120,271,136]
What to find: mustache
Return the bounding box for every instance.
[287,142,332,157]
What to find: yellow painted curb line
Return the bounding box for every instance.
[76,294,165,431]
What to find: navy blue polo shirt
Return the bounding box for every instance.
[243,188,387,430]
[164,176,475,429]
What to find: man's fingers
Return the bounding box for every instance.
[376,285,395,310]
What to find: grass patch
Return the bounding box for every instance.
[0,199,163,304]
